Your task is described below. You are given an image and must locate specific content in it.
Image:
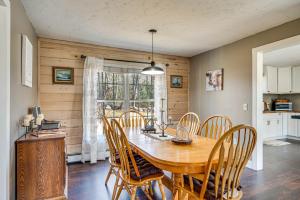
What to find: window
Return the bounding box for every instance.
[98,71,154,119]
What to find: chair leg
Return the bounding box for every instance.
[158,179,166,200]
[112,170,120,200]
[131,186,137,200]
[115,181,124,200]
[105,166,113,185]
[148,181,153,196]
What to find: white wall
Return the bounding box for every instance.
[0,0,10,199]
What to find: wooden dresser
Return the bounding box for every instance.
[16,129,67,200]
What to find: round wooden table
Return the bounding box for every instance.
[124,127,218,200]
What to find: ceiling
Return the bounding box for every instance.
[21,0,300,57]
[264,44,300,67]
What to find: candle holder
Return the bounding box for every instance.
[154,98,173,137]
[142,118,157,134]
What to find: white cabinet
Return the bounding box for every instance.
[282,113,288,136]
[263,113,283,140]
[278,67,292,93]
[265,66,278,93]
[264,112,300,140]
[287,114,298,137]
[292,66,300,93]
[287,113,300,137]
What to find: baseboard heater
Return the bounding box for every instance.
[67,151,110,163]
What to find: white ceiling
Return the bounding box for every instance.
[21,0,300,57]
[264,44,300,67]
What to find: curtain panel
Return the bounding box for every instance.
[154,64,168,123]
[82,56,106,163]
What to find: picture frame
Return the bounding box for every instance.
[170,75,183,88]
[52,66,74,85]
[205,68,224,91]
[21,35,33,87]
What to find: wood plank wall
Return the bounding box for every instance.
[38,38,190,155]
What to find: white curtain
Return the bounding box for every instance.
[82,56,106,164]
[154,64,168,124]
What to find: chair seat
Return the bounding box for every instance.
[183,171,242,200]
[129,156,164,181]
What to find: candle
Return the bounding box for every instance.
[23,118,30,127]
[36,114,45,125]
[25,114,34,121]
[36,117,42,125]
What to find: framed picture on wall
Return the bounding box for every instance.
[170,75,183,88]
[52,67,74,84]
[205,68,224,91]
[21,35,33,87]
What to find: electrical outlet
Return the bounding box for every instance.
[243,104,248,111]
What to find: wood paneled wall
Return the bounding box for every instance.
[38,38,190,155]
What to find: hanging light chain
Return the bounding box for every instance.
[152,31,154,61]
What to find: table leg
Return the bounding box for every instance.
[172,173,181,200]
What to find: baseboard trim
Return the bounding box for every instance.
[264,136,300,142]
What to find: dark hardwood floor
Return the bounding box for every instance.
[68,139,300,200]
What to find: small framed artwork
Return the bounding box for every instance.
[52,67,74,84]
[170,75,183,88]
[206,68,224,91]
[21,35,33,87]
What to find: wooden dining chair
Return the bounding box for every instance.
[102,116,121,200]
[178,124,257,200]
[177,112,201,136]
[199,115,232,139]
[110,119,166,200]
[119,110,147,128]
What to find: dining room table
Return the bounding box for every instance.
[123,127,220,200]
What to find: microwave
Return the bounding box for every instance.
[275,102,293,111]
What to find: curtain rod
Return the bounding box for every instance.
[80,55,151,65]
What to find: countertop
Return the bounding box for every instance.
[16,128,66,142]
[263,110,300,114]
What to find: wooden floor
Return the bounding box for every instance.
[68,139,300,200]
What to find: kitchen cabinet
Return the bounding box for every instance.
[278,67,291,93]
[287,114,298,137]
[282,113,288,136]
[263,113,283,139]
[264,112,300,140]
[265,66,278,93]
[292,66,300,93]
[287,113,300,137]
[264,66,300,94]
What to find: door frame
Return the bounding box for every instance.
[251,34,300,170]
[0,0,10,199]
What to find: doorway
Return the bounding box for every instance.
[252,35,300,171]
[0,0,10,199]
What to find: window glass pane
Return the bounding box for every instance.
[129,85,139,100]
[139,85,153,100]
[113,102,125,118]
[97,70,154,118]
[99,72,113,84]
[102,84,114,100]
[129,74,139,85]
[114,85,124,100]
[138,75,148,85]
[129,101,154,117]
[115,73,124,84]
[101,101,125,118]
[129,101,139,111]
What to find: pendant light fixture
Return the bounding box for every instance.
[141,29,164,75]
